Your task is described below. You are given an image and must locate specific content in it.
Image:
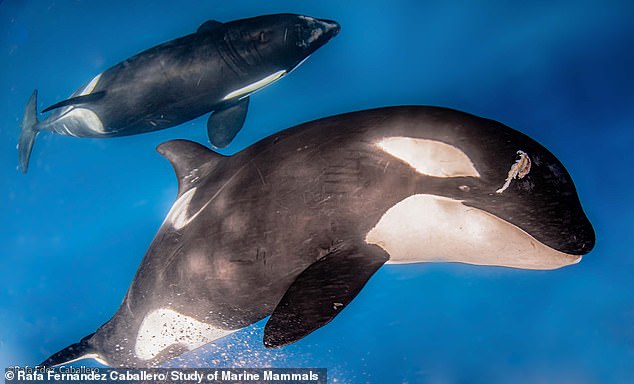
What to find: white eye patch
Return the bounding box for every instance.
[376,137,480,178]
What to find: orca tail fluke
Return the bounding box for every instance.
[18,90,40,174]
[40,333,105,367]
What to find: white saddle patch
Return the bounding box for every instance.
[135,308,235,360]
[376,137,480,178]
[166,188,199,230]
[78,73,102,96]
[366,194,581,270]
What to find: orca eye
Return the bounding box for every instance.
[259,32,269,43]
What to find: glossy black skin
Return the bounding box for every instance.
[44,107,595,367]
[40,14,340,137]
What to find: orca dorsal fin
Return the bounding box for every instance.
[197,20,223,33]
[156,139,225,196]
[42,91,106,113]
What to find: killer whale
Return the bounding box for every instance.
[17,13,340,173]
[42,106,595,367]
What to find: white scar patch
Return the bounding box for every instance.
[135,308,235,360]
[366,194,581,270]
[296,16,323,48]
[496,150,532,194]
[222,70,286,101]
[377,137,480,178]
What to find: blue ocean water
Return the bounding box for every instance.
[1,0,633,382]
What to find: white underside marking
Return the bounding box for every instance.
[54,353,109,367]
[377,137,480,178]
[222,70,286,101]
[366,194,581,270]
[60,107,105,134]
[61,119,75,136]
[135,308,236,360]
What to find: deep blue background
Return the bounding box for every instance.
[1,1,633,382]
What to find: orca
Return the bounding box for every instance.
[42,106,595,367]
[17,14,340,173]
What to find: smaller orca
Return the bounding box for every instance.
[41,106,595,368]
[17,14,340,173]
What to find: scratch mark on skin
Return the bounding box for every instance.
[251,161,266,186]
[126,299,134,317]
[316,195,331,205]
[284,28,288,42]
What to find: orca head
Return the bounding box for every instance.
[365,110,595,270]
[223,14,340,72]
[217,14,339,102]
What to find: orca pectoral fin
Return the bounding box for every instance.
[42,91,106,113]
[197,20,224,33]
[263,243,389,348]
[207,97,249,148]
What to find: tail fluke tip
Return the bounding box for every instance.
[18,90,40,174]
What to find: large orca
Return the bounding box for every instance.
[42,106,595,367]
[17,14,339,173]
